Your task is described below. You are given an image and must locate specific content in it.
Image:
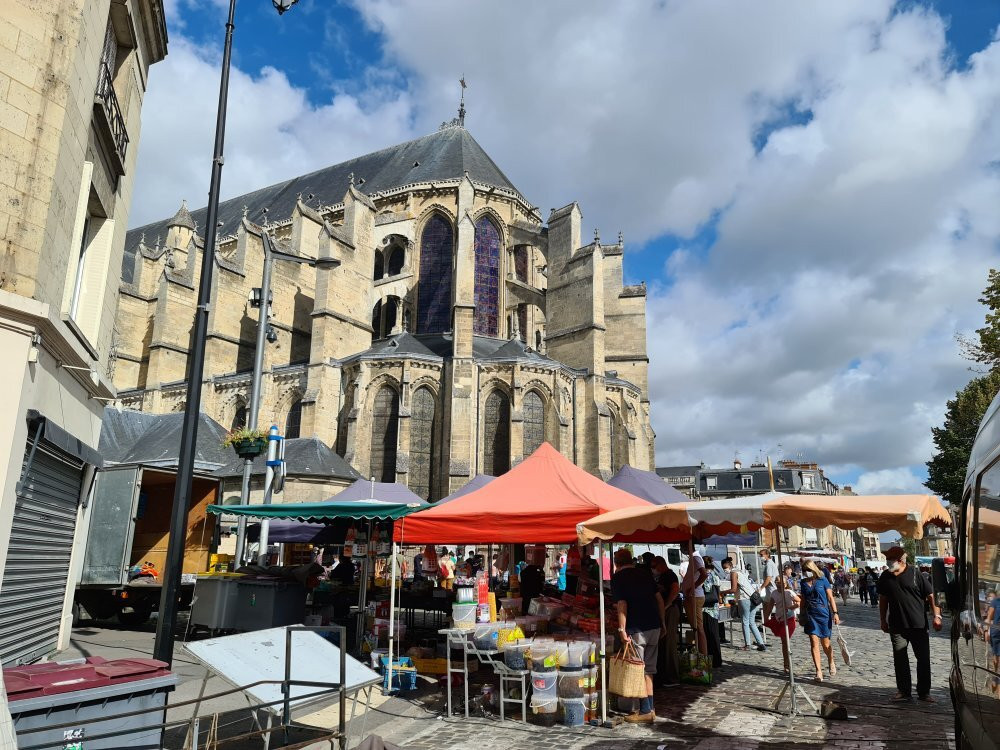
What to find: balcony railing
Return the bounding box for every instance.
[94,60,128,170]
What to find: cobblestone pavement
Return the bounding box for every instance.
[359,597,955,750]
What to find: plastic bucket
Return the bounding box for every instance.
[472,624,499,651]
[561,697,587,726]
[502,641,530,670]
[565,641,590,668]
[556,669,585,698]
[528,644,559,672]
[530,671,557,698]
[582,665,598,689]
[551,642,570,667]
[530,696,558,727]
[455,587,476,603]
[452,603,477,630]
[499,596,522,613]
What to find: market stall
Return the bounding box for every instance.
[607,465,689,504]
[206,490,428,646]
[388,443,689,724]
[578,491,952,715]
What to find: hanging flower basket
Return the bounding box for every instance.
[222,428,269,458]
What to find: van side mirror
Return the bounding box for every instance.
[931,558,959,611]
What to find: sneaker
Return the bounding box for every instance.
[756,645,767,651]
[624,711,655,723]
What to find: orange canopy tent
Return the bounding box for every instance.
[393,442,687,544]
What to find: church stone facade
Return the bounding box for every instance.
[115,123,655,500]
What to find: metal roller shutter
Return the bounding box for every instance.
[0,443,84,665]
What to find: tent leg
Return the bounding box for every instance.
[774,531,816,716]
[386,540,398,696]
[598,540,608,727]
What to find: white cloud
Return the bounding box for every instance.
[131,1,1000,490]
[854,467,929,495]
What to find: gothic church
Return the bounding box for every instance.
[114,120,655,500]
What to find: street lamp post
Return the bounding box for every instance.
[233,231,337,565]
[152,0,301,666]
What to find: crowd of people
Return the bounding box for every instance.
[608,545,944,721]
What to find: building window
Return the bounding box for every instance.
[514,245,529,283]
[483,390,510,476]
[522,391,545,457]
[706,475,718,490]
[417,215,453,334]
[473,216,501,336]
[231,404,247,431]
[285,399,302,440]
[517,304,528,343]
[69,216,93,321]
[802,473,816,490]
[370,299,382,340]
[373,250,384,279]
[370,386,399,482]
[409,387,436,500]
[742,474,753,490]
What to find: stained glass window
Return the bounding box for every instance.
[417,215,453,333]
[522,391,545,457]
[517,304,528,343]
[483,390,510,476]
[514,245,528,283]
[474,217,501,336]
[285,399,302,439]
[370,386,399,482]
[409,387,436,500]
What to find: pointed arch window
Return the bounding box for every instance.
[370,386,399,482]
[474,216,501,336]
[417,215,453,334]
[608,406,626,473]
[514,245,529,283]
[409,387,436,500]
[285,399,302,439]
[483,389,510,476]
[522,390,545,457]
[231,403,247,431]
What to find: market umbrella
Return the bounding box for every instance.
[607,465,689,505]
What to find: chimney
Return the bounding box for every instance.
[734,458,742,470]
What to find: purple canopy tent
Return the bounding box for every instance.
[436,474,496,503]
[246,519,339,544]
[607,465,689,505]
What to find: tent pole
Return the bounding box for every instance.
[773,530,816,715]
[386,540,398,695]
[598,539,608,726]
[356,519,372,652]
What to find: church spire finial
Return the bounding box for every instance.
[458,75,467,127]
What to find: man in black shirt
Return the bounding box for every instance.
[611,548,666,723]
[877,546,942,702]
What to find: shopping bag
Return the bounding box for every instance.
[680,650,713,685]
[835,624,853,666]
[608,642,646,697]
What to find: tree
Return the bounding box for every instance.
[958,268,1000,370]
[925,371,1000,507]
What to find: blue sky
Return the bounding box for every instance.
[139,1,1000,496]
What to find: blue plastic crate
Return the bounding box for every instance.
[380,656,417,692]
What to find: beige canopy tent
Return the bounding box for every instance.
[578,492,952,544]
[578,491,952,716]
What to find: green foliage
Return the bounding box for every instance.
[900,538,918,561]
[926,371,1000,507]
[959,269,1000,370]
[221,427,269,448]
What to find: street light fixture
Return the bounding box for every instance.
[153,0,302,666]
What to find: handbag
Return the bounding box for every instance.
[680,650,713,685]
[835,624,853,666]
[739,578,762,609]
[702,579,719,607]
[608,641,646,698]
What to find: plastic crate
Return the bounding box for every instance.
[380,657,417,692]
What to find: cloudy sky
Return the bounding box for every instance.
[135,0,1000,494]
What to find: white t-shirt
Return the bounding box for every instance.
[682,552,706,598]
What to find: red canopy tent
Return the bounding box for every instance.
[392,442,683,544]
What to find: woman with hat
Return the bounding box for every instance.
[800,559,841,681]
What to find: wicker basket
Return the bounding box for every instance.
[608,642,646,698]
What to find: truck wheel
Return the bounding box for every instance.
[72,601,83,627]
[117,607,153,627]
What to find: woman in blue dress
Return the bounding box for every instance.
[800,560,841,681]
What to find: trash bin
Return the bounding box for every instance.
[5,656,177,750]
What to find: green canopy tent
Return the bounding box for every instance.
[207,497,428,649]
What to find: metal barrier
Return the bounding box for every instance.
[13,625,350,750]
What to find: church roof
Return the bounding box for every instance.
[340,331,562,367]
[125,127,523,253]
[167,200,196,230]
[213,438,360,481]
